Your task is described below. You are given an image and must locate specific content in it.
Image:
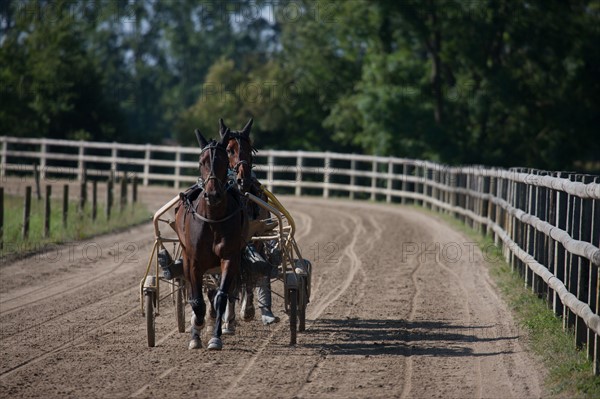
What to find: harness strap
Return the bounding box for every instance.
[181,185,243,224]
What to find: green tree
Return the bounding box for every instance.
[0,0,124,140]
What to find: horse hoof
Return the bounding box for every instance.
[207,338,222,350]
[222,321,236,335]
[241,304,255,321]
[188,338,202,350]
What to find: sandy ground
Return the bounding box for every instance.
[0,180,545,398]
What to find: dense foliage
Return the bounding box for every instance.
[1,0,598,170]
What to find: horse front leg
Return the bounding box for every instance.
[208,258,238,350]
[222,297,237,335]
[188,279,206,350]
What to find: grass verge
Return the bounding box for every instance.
[417,206,599,398]
[1,194,150,260]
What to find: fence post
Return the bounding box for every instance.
[33,164,41,200]
[589,176,599,375]
[44,185,51,238]
[267,152,274,192]
[92,180,98,220]
[40,138,47,180]
[111,142,117,178]
[386,159,393,203]
[576,175,593,351]
[350,158,356,200]
[323,152,330,199]
[23,186,31,239]
[143,143,150,186]
[0,186,3,250]
[295,152,303,197]
[564,173,578,332]
[79,169,87,212]
[175,148,181,189]
[106,174,113,220]
[120,171,127,212]
[0,137,7,179]
[77,141,84,182]
[132,175,138,203]
[63,184,69,227]
[370,158,377,201]
[525,172,535,288]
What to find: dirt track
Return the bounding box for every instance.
[0,184,545,398]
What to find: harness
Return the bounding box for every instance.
[180,142,243,224]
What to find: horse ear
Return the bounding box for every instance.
[195,129,208,149]
[241,118,253,137]
[219,118,229,137]
[220,128,231,146]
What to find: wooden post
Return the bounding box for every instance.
[44,185,51,238]
[92,180,98,221]
[0,186,3,250]
[120,171,127,212]
[132,175,138,203]
[577,175,594,352]
[106,177,113,220]
[323,153,330,199]
[590,176,599,374]
[23,186,31,239]
[386,159,393,203]
[370,159,377,201]
[267,153,274,192]
[143,144,150,186]
[79,177,86,213]
[63,184,69,227]
[33,164,41,200]
[350,158,356,200]
[174,149,181,189]
[295,152,303,197]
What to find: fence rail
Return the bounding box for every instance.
[1,135,599,374]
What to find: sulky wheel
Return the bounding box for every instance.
[175,278,186,333]
[145,291,156,347]
[288,288,298,345]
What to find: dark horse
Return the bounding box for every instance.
[219,118,280,325]
[174,128,245,350]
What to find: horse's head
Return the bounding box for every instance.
[219,118,255,193]
[195,128,230,206]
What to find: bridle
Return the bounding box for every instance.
[228,132,257,176]
[199,141,228,194]
[182,140,242,224]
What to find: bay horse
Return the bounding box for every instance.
[174,128,245,350]
[219,118,280,325]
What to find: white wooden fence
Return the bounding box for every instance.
[1,135,599,374]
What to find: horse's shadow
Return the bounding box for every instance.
[302,318,519,357]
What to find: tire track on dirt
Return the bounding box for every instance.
[0,284,136,341]
[293,207,382,398]
[0,232,153,315]
[210,208,316,399]
[433,257,483,398]
[0,303,139,379]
